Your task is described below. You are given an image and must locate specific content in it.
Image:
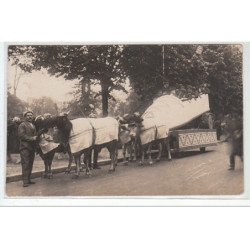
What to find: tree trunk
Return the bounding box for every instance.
[101,83,109,117]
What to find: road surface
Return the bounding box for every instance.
[5,142,243,196]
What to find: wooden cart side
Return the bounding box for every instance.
[169,129,218,152]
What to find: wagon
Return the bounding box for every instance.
[169,128,218,153]
[141,93,218,154]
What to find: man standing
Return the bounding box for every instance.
[18,111,37,187]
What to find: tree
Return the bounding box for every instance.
[66,79,102,118]
[121,45,208,103]
[7,90,27,118]
[8,45,128,117]
[121,45,164,105]
[109,91,149,116]
[28,96,59,116]
[163,45,209,99]
[9,45,242,118]
[11,64,27,96]
[8,46,34,96]
[200,45,243,116]
[121,44,242,117]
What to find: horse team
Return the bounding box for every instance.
[7,111,243,179]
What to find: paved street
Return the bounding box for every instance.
[5,142,243,196]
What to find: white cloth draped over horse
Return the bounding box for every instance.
[69,117,119,154]
[140,94,210,145]
[39,128,60,154]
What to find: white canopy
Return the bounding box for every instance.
[142,94,210,130]
[140,94,210,144]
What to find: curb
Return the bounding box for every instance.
[6,142,223,183]
[6,157,126,183]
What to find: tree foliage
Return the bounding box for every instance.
[201,45,243,115]
[8,44,243,118]
[8,45,128,117]
[121,45,208,101]
[121,45,163,104]
[66,79,102,117]
[7,91,27,118]
[28,96,59,116]
[121,44,243,117]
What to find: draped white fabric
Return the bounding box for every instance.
[69,118,94,154]
[39,133,59,154]
[140,94,210,145]
[69,117,119,154]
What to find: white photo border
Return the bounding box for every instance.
[0,42,249,206]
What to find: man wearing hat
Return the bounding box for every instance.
[18,111,37,187]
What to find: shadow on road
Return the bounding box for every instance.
[171,150,215,159]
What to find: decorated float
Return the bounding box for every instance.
[141,94,218,152]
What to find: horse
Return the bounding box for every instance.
[221,114,243,170]
[7,114,75,179]
[33,114,74,179]
[139,130,172,166]
[119,121,141,164]
[88,114,142,169]
[54,116,119,178]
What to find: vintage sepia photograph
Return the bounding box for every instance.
[5,44,243,197]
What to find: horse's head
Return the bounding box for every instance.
[125,113,143,139]
[54,114,73,144]
[33,115,45,131]
[33,113,72,144]
[127,122,141,139]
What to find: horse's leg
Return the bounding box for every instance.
[166,138,172,161]
[108,141,117,172]
[136,139,142,164]
[79,154,85,172]
[115,143,118,167]
[139,145,145,166]
[147,144,153,165]
[73,152,81,178]
[65,148,73,174]
[93,147,101,169]
[156,141,162,162]
[88,148,93,169]
[44,158,49,178]
[133,140,137,162]
[82,149,91,171]
[129,141,133,162]
[39,153,48,178]
[47,151,55,179]
[85,149,91,177]
[115,141,118,167]
[122,144,128,165]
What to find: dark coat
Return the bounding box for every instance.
[18,121,37,151]
[223,116,243,157]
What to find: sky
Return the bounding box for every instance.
[8,62,129,104]
[8,63,75,103]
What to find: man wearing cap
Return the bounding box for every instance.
[18,111,37,187]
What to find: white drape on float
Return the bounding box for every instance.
[140,94,210,145]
